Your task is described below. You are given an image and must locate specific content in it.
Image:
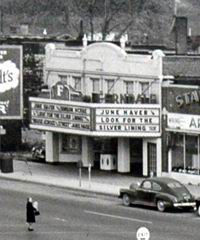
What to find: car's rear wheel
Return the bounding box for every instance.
[122,194,131,206]
[157,200,165,212]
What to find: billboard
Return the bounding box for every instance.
[0,45,23,119]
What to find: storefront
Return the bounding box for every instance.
[162,85,200,183]
[29,41,164,176]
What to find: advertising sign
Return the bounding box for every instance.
[30,98,161,137]
[168,113,200,132]
[30,98,91,134]
[95,107,160,136]
[0,46,23,119]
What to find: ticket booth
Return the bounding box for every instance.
[100,154,117,170]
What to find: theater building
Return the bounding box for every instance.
[29,41,164,176]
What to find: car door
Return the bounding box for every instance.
[136,180,153,205]
[150,181,162,206]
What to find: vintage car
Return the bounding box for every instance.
[31,144,45,161]
[119,177,196,212]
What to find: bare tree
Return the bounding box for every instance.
[70,0,134,40]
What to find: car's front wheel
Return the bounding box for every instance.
[157,200,166,212]
[122,194,131,206]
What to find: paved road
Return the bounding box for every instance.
[0,179,199,240]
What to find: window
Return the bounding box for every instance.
[142,181,152,189]
[148,143,157,175]
[62,135,81,154]
[124,81,134,94]
[92,78,100,93]
[73,76,81,92]
[171,134,200,175]
[140,82,150,97]
[152,182,162,191]
[59,75,68,83]
[106,79,114,94]
[167,182,182,189]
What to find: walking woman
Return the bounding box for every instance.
[26,197,36,231]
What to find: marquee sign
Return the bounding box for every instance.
[0,45,23,119]
[30,98,91,134]
[30,98,161,136]
[95,107,160,135]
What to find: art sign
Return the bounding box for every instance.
[0,46,23,119]
[168,113,200,132]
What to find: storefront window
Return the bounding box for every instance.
[171,134,200,175]
[186,135,198,173]
[62,135,81,154]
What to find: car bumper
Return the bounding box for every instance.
[173,202,196,208]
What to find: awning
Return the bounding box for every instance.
[165,128,200,135]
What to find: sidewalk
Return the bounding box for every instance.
[0,159,139,197]
[0,158,200,198]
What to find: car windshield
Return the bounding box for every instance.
[167,182,182,189]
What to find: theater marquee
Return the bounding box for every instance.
[0,46,23,119]
[30,98,161,137]
[30,98,91,135]
[95,107,160,136]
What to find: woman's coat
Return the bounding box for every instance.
[26,202,36,223]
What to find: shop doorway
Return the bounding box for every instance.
[148,142,157,176]
[130,138,143,176]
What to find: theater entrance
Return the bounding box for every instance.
[130,138,143,176]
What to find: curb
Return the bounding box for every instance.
[0,174,119,200]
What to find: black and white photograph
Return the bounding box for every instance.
[0,0,200,239]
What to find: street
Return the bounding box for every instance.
[0,179,199,240]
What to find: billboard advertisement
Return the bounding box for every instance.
[0,45,23,119]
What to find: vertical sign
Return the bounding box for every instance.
[0,45,23,119]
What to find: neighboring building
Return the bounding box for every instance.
[160,15,200,184]
[29,41,164,176]
[162,84,200,184]
[162,28,200,184]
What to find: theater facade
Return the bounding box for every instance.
[29,41,164,176]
